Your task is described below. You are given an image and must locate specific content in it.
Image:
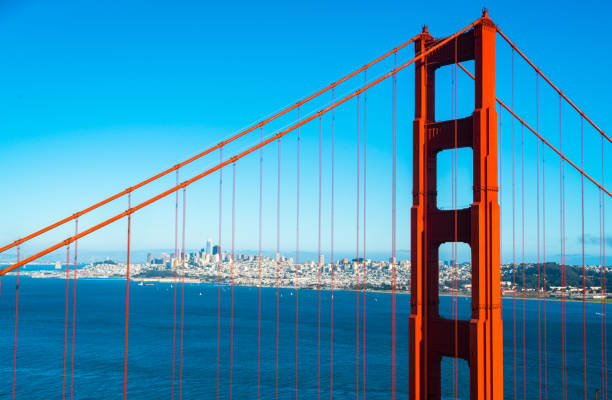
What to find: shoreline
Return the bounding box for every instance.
[5,273,610,303]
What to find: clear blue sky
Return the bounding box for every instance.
[1,0,611,263]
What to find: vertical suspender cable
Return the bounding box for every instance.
[542,137,548,400]
[258,127,263,400]
[601,138,606,400]
[174,170,180,400]
[601,143,605,400]
[605,139,609,400]
[581,117,587,400]
[521,123,526,400]
[63,245,71,400]
[330,88,335,400]
[275,139,281,400]
[295,107,301,400]
[12,245,20,400]
[317,115,323,400]
[391,52,397,400]
[179,187,186,400]
[123,193,131,400]
[511,48,517,400]
[216,153,223,400]
[453,39,459,400]
[602,135,608,400]
[230,163,236,400]
[355,93,361,400]
[560,95,567,400]
[536,74,542,400]
[499,101,503,314]
[71,219,78,400]
[362,69,367,399]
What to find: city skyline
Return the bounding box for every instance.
[1,1,612,264]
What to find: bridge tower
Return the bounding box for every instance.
[409,12,503,400]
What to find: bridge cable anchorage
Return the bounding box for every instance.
[216,150,223,400]
[495,27,611,144]
[456,62,612,199]
[0,34,421,258]
[123,193,131,400]
[230,163,236,400]
[179,186,187,400]
[257,126,263,400]
[173,169,180,400]
[362,68,367,399]
[275,138,281,400]
[390,51,397,400]
[0,16,485,278]
[330,87,335,400]
[12,245,20,400]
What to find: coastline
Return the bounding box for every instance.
[5,273,610,303]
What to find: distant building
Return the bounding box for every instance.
[212,245,220,255]
[147,253,153,264]
[206,239,213,255]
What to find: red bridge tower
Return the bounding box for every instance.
[410,12,503,400]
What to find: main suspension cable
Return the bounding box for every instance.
[0,34,423,257]
[495,26,611,143]
[455,62,612,198]
[1,17,486,277]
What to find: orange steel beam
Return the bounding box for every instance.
[0,17,484,277]
[457,62,612,198]
[410,12,503,398]
[0,35,420,256]
[496,27,611,143]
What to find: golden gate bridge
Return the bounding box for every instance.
[0,9,609,400]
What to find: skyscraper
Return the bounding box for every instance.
[212,245,220,255]
[206,238,212,255]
